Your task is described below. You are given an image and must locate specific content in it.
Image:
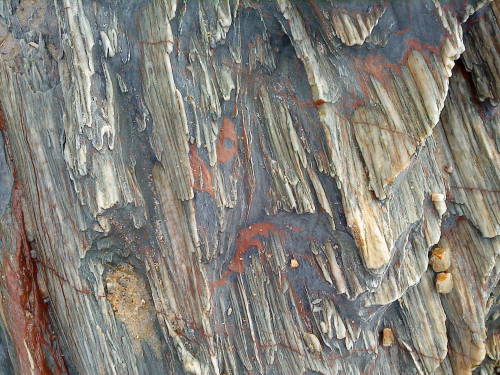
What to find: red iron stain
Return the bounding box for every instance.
[395,26,412,35]
[353,36,443,104]
[3,180,67,375]
[328,3,385,18]
[361,55,401,84]
[341,88,365,111]
[210,271,232,289]
[216,118,238,163]
[404,38,440,64]
[229,222,284,273]
[241,119,256,221]
[289,281,312,329]
[353,54,400,98]
[0,108,6,131]
[189,144,214,196]
[212,222,284,289]
[314,99,327,106]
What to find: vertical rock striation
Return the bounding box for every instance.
[0,0,498,374]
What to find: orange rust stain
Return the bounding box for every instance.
[189,144,214,196]
[211,222,284,289]
[436,272,449,282]
[216,118,238,163]
[314,99,327,106]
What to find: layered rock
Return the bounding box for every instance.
[0,0,497,374]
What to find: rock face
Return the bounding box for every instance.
[0,0,498,374]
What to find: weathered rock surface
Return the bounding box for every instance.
[0,0,498,374]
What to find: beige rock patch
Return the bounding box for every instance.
[105,264,161,355]
[435,272,453,294]
[382,327,394,347]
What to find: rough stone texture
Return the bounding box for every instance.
[0,0,498,374]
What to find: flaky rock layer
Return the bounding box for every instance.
[0,0,498,374]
